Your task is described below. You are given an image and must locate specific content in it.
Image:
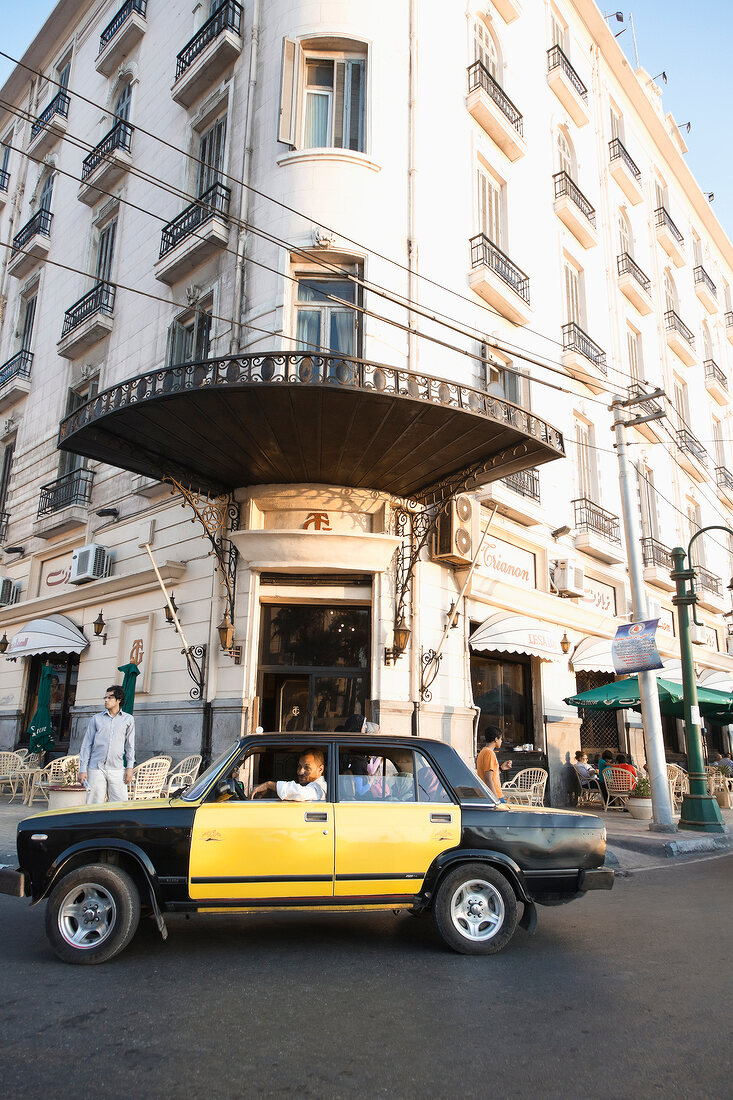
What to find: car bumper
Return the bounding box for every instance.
[0,867,25,897]
[578,868,614,892]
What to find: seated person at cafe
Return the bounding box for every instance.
[711,752,733,769]
[596,750,615,786]
[251,749,326,802]
[613,753,637,780]
[574,751,598,785]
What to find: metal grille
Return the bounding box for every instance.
[665,309,695,348]
[467,61,523,135]
[694,265,717,298]
[0,350,33,389]
[99,0,147,53]
[576,671,620,753]
[175,1,243,80]
[469,234,530,303]
[562,322,607,371]
[608,138,641,179]
[37,468,94,517]
[655,206,684,243]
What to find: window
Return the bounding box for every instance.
[687,500,705,567]
[618,211,632,257]
[673,379,690,430]
[575,417,597,500]
[637,464,659,540]
[627,328,643,384]
[610,107,624,142]
[19,294,37,351]
[95,219,117,284]
[501,365,530,409]
[550,11,566,50]
[38,171,54,211]
[713,419,726,469]
[557,130,574,178]
[57,57,71,90]
[702,322,714,363]
[663,269,677,314]
[58,379,97,478]
[564,261,583,326]
[197,115,227,197]
[0,441,15,516]
[0,134,10,175]
[295,275,360,357]
[474,20,500,78]
[168,304,212,364]
[279,39,366,153]
[337,746,452,804]
[235,745,331,801]
[113,81,132,123]
[477,165,503,247]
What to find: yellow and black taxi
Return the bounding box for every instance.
[0,733,612,963]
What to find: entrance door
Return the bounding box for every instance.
[22,654,79,749]
[278,677,308,731]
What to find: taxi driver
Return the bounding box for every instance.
[251,750,326,802]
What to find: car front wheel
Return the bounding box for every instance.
[45,863,141,965]
[433,863,518,955]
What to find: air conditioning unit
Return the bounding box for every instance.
[432,495,476,566]
[628,597,663,621]
[0,578,20,606]
[689,623,707,646]
[553,558,585,598]
[70,544,110,585]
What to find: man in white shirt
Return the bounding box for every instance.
[79,685,135,804]
[251,749,326,801]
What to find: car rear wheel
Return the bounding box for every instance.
[433,863,517,955]
[45,863,140,965]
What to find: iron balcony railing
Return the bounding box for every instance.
[676,428,708,467]
[0,349,33,389]
[466,61,523,135]
[503,467,540,502]
[665,309,695,349]
[716,466,733,493]
[30,90,70,142]
[627,382,663,417]
[81,120,133,181]
[175,0,243,80]
[695,566,723,599]
[655,206,684,244]
[641,537,673,571]
[469,234,530,304]
[562,322,607,373]
[99,0,147,54]
[61,282,116,339]
[159,181,231,257]
[11,209,52,257]
[37,467,94,517]
[726,311,733,328]
[617,252,651,295]
[553,171,595,226]
[572,497,622,544]
[547,45,587,101]
[0,168,9,192]
[0,512,8,544]
[608,138,641,180]
[694,265,717,299]
[704,359,727,392]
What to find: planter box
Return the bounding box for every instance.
[48,785,86,811]
[627,797,653,820]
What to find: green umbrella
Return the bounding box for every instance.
[564,676,733,722]
[28,664,54,756]
[117,662,140,714]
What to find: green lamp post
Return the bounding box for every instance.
[671,528,729,833]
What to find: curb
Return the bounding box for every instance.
[606,832,733,859]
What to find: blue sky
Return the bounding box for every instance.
[0,2,731,238]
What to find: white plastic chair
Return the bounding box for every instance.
[504,767,548,807]
[127,755,172,800]
[165,754,202,795]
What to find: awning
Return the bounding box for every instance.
[570,636,614,673]
[5,614,89,658]
[699,669,733,694]
[469,613,563,661]
[564,676,733,722]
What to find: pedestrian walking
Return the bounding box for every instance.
[78,685,135,804]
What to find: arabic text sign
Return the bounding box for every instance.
[612,620,664,674]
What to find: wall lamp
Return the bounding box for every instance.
[95,508,119,519]
[551,525,572,540]
[385,618,411,666]
[93,609,107,645]
[164,592,179,625]
[217,611,242,664]
[0,633,8,654]
[560,632,571,655]
[4,546,24,556]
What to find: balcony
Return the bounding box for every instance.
[154,182,231,284]
[28,91,70,161]
[726,311,733,346]
[96,0,147,77]
[78,121,133,205]
[572,497,624,564]
[665,309,696,366]
[654,206,685,267]
[0,350,33,413]
[552,172,597,249]
[716,465,733,507]
[8,209,52,279]
[704,359,729,406]
[33,468,94,539]
[695,566,725,613]
[57,282,116,359]
[468,234,531,325]
[476,467,543,525]
[561,322,607,393]
[694,265,718,314]
[0,168,9,211]
[608,139,643,205]
[466,62,525,161]
[676,428,708,481]
[617,253,653,315]
[546,45,589,127]
[492,0,522,21]
[171,0,243,108]
[0,512,8,545]
[641,538,676,592]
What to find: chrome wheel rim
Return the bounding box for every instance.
[57,883,117,949]
[450,879,505,942]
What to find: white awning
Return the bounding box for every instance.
[570,636,614,673]
[5,614,89,658]
[469,613,563,661]
[699,669,733,693]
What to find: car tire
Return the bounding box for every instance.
[433,863,518,955]
[45,863,141,965]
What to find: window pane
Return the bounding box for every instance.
[260,605,370,668]
[298,280,354,304]
[330,310,355,356]
[338,746,415,802]
[306,60,334,89]
[304,91,330,147]
[296,309,320,352]
[415,752,452,803]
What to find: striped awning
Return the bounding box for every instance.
[469,613,563,661]
[5,614,88,658]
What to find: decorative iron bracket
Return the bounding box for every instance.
[184,644,207,701]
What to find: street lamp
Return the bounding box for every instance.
[671,529,729,833]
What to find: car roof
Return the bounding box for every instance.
[241,733,446,749]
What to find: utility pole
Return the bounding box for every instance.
[611,393,676,830]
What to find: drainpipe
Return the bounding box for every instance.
[230,0,261,354]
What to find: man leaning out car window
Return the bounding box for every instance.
[251,749,327,801]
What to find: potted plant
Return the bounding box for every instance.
[48,757,87,812]
[627,774,653,820]
[715,765,732,810]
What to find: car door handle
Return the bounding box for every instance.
[305,811,328,822]
[430,813,453,823]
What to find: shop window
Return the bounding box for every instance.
[279,38,366,152]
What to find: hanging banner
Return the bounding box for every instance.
[612,620,664,674]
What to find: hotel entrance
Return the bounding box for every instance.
[258,604,371,732]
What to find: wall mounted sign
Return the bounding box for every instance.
[582,576,617,615]
[475,536,536,590]
[264,510,371,532]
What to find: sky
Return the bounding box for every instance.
[0,1,731,238]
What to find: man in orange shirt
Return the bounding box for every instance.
[476,727,509,803]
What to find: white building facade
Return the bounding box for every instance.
[1,0,732,805]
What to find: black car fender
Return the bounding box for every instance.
[414,847,532,911]
[34,838,162,911]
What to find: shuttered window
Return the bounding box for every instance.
[474,22,499,78]
[564,263,581,326]
[95,220,116,284]
[279,40,366,153]
[20,295,37,351]
[627,329,642,384]
[477,167,502,246]
[197,116,227,197]
[575,419,597,500]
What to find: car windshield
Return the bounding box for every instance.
[181,745,239,801]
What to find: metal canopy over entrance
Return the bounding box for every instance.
[57,353,565,498]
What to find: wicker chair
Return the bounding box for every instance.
[604,766,636,810]
[666,763,688,809]
[9,752,43,803]
[165,754,203,795]
[27,755,75,806]
[706,766,725,795]
[0,752,25,797]
[503,767,548,807]
[127,755,172,801]
[573,764,605,808]
[14,748,28,761]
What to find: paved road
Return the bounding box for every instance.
[1,854,732,1098]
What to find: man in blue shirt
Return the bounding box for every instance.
[79,685,135,804]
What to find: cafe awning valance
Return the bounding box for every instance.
[5,614,89,658]
[469,613,563,661]
[569,635,614,673]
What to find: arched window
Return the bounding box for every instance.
[663,270,677,314]
[557,130,574,179]
[618,211,632,257]
[474,21,500,79]
[113,81,132,123]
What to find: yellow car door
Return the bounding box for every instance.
[189,801,334,902]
